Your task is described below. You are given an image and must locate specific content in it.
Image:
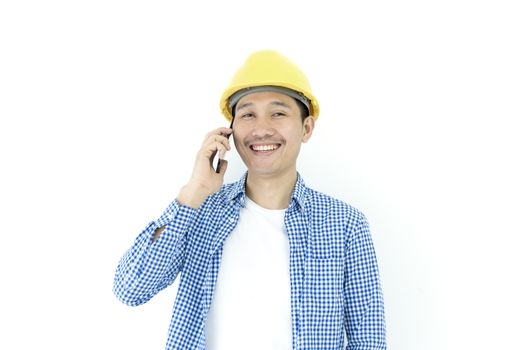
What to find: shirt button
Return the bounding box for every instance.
[229,217,235,223]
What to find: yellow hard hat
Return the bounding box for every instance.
[220,50,320,122]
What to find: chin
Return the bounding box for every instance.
[246,165,276,175]
[248,163,292,177]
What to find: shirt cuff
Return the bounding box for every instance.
[151,198,199,241]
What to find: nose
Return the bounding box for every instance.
[251,116,275,139]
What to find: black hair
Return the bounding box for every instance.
[295,98,310,123]
[232,98,310,123]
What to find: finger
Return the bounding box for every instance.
[202,141,227,159]
[203,134,231,150]
[218,147,226,160]
[204,127,233,142]
[203,139,230,154]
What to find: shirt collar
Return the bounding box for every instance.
[226,171,248,207]
[227,171,308,212]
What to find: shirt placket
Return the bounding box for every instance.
[285,202,309,350]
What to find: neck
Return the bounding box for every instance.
[245,168,298,210]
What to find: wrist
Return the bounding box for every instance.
[177,183,209,209]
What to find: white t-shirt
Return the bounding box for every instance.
[205,195,292,349]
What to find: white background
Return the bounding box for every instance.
[1,1,523,349]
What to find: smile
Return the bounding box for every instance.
[249,144,281,153]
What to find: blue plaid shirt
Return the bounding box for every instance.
[113,171,386,349]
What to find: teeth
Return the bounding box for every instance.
[252,144,279,151]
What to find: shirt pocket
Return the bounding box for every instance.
[309,225,345,259]
[301,257,345,344]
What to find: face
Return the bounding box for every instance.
[232,91,315,178]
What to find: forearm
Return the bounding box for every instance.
[113,200,198,306]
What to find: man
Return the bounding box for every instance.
[113,50,387,349]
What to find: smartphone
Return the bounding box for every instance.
[214,118,234,173]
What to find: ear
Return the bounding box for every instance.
[301,115,315,143]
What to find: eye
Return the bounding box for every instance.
[273,112,286,118]
[241,113,254,119]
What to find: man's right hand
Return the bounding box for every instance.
[176,127,233,209]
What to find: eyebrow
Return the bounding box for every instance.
[235,100,292,113]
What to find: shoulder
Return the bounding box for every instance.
[198,180,240,209]
[303,185,371,257]
[305,186,367,232]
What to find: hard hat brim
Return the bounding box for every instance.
[220,82,319,122]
